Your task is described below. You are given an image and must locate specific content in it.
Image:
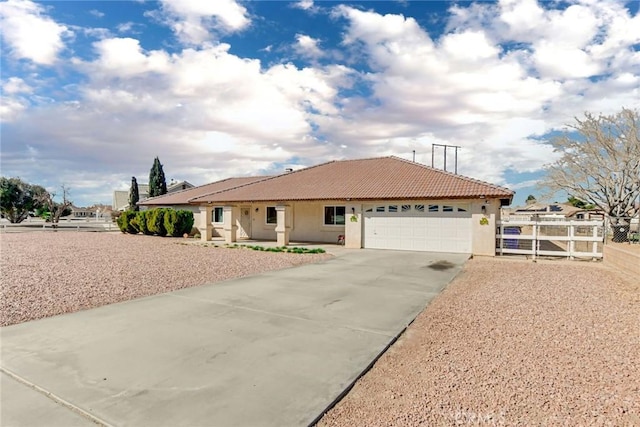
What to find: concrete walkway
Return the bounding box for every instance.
[1,249,469,427]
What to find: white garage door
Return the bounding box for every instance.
[363,203,472,253]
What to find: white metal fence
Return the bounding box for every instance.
[496,219,604,260]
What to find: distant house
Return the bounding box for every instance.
[68,204,113,220]
[504,202,604,221]
[112,181,194,211]
[139,156,514,256]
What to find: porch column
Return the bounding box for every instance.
[471,199,498,256]
[198,206,213,241]
[275,205,291,246]
[344,204,362,248]
[223,206,240,243]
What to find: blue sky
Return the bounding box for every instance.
[1,0,639,207]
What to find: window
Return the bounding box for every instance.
[388,205,398,213]
[415,204,425,212]
[443,205,454,212]
[428,205,438,212]
[266,206,277,224]
[376,206,385,212]
[401,205,411,212]
[324,206,346,225]
[365,207,373,212]
[457,207,467,212]
[213,207,224,223]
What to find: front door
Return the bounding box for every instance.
[239,207,251,239]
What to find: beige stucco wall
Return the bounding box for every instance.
[194,198,503,255]
[471,198,501,256]
[248,201,345,244]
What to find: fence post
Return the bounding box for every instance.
[569,221,575,260]
[532,222,537,261]
[592,224,599,260]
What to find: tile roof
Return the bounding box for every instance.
[189,156,514,203]
[138,177,269,206]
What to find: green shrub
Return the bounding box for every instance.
[116,211,137,234]
[176,210,195,236]
[147,208,167,236]
[133,210,151,235]
[164,208,178,236]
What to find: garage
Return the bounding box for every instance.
[363,203,472,253]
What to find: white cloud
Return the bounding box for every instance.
[1,1,638,206]
[89,9,105,18]
[154,0,250,45]
[1,39,355,203]
[0,0,72,65]
[292,0,315,11]
[328,2,638,187]
[2,77,33,95]
[87,37,170,77]
[294,34,324,59]
[1,77,33,122]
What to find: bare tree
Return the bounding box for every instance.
[37,185,73,228]
[542,108,640,234]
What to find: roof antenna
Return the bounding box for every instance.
[412,150,415,162]
[431,144,461,174]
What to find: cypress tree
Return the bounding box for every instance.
[129,176,140,211]
[149,157,168,197]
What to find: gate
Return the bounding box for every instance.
[496,219,604,260]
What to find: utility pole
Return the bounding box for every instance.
[431,144,461,173]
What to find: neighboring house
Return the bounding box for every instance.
[67,204,113,219]
[504,202,605,221]
[69,205,94,218]
[113,184,150,212]
[112,181,194,211]
[140,156,514,256]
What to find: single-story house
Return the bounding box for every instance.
[140,156,513,256]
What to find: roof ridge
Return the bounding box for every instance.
[141,176,269,203]
[389,155,512,194]
[186,175,276,202]
[188,160,347,202]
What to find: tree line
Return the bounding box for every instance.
[1,156,169,224]
[0,178,72,225]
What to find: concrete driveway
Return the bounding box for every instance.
[1,249,469,427]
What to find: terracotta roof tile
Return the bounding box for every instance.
[190,156,513,203]
[138,177,270,205]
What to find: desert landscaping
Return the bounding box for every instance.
[318,257,639,426]
[2,231,639,425]
[0,231,331,326]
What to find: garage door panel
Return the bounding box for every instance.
[364,204,471,253]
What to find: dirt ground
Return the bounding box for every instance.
[318,257,640,426]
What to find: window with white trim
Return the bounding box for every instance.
[266,206,277,224]
[324,206,345,225]
[213,207,224,223]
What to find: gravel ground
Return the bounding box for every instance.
[0,231,331,326]
[318,257,640,426]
